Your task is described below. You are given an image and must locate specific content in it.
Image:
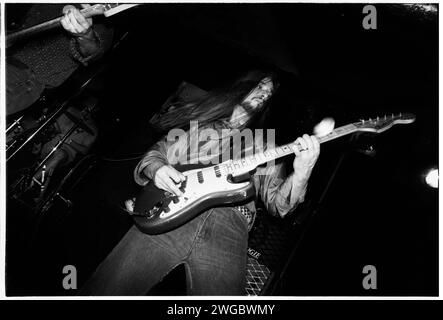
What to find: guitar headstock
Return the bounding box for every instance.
[354,113,416,133]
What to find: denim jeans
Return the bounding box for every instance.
[80,207,248,295]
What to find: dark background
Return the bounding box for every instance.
[5,3,438,296]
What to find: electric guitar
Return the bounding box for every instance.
[133,113,416,235]
[6,4,138,48]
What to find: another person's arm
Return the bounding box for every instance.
[61,4,113,65]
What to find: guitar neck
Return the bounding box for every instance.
[6,4,105,47]
[229,123,358,172]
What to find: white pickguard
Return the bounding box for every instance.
[159,166,250,219]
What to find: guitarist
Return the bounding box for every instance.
[6,4,114,115]
[80,70,320,295]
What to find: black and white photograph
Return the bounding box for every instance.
[1,1,439,301]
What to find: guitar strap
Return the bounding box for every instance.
[236,205,256,232]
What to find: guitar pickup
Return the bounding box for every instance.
[214,165,221,177]
[197,171,204,183]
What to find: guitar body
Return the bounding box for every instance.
[133,163,256,235]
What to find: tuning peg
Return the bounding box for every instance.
[360,119,365,124]
[384,115,387,120]
[376,116,379,121]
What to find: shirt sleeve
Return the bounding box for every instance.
[70,23,114,66]
[253,160,307,218]
[133,136,172,186]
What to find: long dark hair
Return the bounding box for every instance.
[151,70,279,132]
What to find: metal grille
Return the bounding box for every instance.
[244,209,302,295]
[245,257,271,296]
